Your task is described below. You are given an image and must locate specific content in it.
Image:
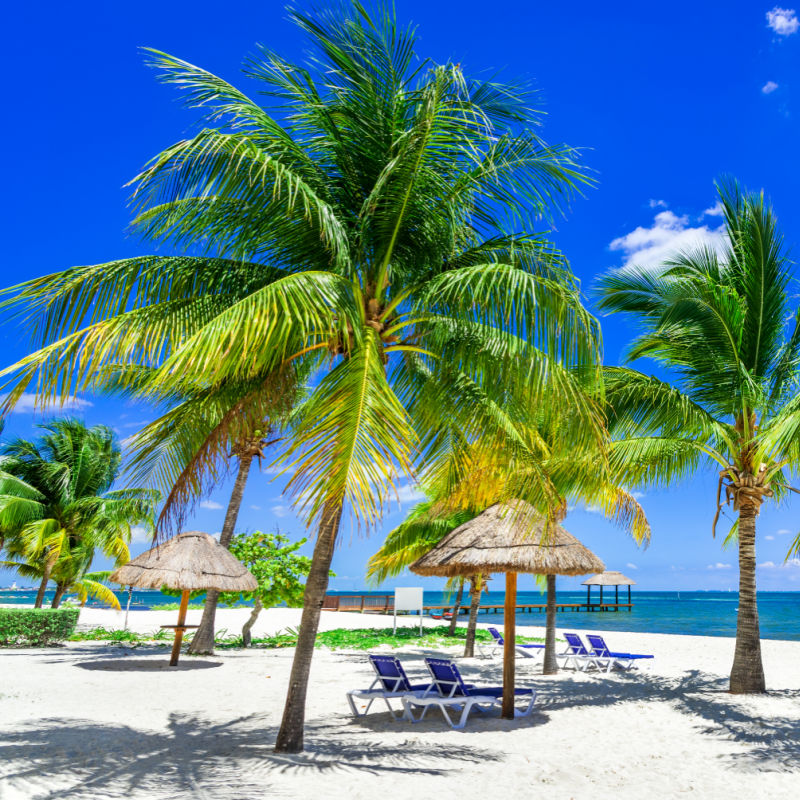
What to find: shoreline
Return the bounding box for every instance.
[2,607,800,798]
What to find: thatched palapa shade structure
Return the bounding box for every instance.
[582,570,636,607]
[411,501,604,717]
[110,531,257,665]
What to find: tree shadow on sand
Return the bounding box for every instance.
[0,713,500,800]
[535,668,800,772]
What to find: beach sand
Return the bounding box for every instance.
[1,607,799,799]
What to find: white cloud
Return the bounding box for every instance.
[0,393,93,414]
[759,558,800,569]
[584,504,603,515]
[707,562,732,570]
[777,528,793,536]
[129,525,154,544]
[766,6,799,35]
[630,491,646,500]
[765,535,775,541]
[762,80,779,94]
[249,504,261,510]
[625,562,638,570]
[702,202,724,217]
[199,500,223,510]
[648,199,667,208]
[271,504,291,518]
[396,483,426,504]
[609,207,727,269]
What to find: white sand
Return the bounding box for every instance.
[1,607,799,799]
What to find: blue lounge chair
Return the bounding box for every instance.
[561,632,614,672]
[346,654,432,718]
[483,627,544,660]
[586,634,654,671]
[401,657,537,729]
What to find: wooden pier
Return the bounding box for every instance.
[322,594,633,614]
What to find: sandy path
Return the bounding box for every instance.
[1,609,799,799]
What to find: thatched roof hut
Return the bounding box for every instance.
[110,531,257,666]
[582,571,636,586]
[110,531,257,592]
[410,500,604,711]
[410,501,604,577]
[582,570,635,608]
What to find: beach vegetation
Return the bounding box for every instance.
[0,2,599,752]
[597,179,799,693]
[0,607,79,646]
[0,420,158,608]
[218,530,316,646]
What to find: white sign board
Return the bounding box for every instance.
[393,587,424,635]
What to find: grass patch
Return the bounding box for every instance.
[69,624,551,651]
[69,627,172,645]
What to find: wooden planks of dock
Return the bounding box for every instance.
[321,594,633,614]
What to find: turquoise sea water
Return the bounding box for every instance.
[3,588,799,641]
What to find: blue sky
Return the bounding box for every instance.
[2,1,800,591]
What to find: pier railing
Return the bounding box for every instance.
[322,594,633,614]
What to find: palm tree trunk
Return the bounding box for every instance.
[730,506,765,693]
[543,574,558,674]
[242,596,263,647]
[34,560,53,609]
[50,582,67,609]
[188,453,254,655]
[463,576,481,657]
[447,578,465,636]
[274,501,343,754]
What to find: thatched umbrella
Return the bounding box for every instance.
[410,501,603,717]
[110,531,257,665]
[582,570,636,607]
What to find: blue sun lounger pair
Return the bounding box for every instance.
[562,632,654,672]
[347,654,537,729]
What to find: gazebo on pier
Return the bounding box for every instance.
[582,570,635,610]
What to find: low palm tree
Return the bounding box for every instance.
[597,179,800,693]
[0,4,599,751]
[0,419,157,607]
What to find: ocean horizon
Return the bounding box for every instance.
[3,587,800,642]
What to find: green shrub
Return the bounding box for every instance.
[0,608,80,646]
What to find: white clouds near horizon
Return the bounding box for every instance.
[0,393,93,414]
[762,80,779,94]
[707,562,732,570]
[610,206,727,270]
[766,7,799,35]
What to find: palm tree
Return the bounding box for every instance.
[0,419,157,607]
[0,4,600,751]
[102,362,300,653]
[596,179,800,693]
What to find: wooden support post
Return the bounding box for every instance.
[599,585,603,607]
[169,589,190,666]
[615,585,619,609]
[502,572,517,720]
[586,585,590,608]
[628,585,632,609]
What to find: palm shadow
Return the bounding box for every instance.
[0,713,500,800]
[76,657,223,671]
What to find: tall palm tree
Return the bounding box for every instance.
[0,4,600,750]
[108,364,299,654]
[0,420,157,607]
[596,179,800,693]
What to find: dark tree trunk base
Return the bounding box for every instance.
[463,577,481,658]
[274,503,342,754]
[543,575,558,674]
[730,506,766,693]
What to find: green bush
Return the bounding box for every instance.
[0,608,80,646]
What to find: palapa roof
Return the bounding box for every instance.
[110,531,258,591]
[582,570,636,586]
[410,501,604,578]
